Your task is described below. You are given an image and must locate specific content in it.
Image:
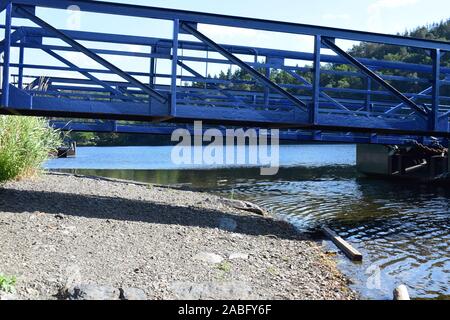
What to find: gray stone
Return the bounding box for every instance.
[193,252,224,264]
[119,287,147,300]
[218,217,238,232]
[171,281,253,300]
[221,199,266,216]
[66,284,120,300]
[229,253,249,260]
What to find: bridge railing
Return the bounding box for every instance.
[0,0,449,142]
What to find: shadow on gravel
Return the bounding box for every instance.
[0,188,302,240]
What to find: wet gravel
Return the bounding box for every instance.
[0,173,356,300]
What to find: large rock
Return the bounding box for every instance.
[66,284,120,300]
[119,287,147,301]
[193,252,224,264]
[229,253,249,260]
[171,281,253,300]
[221,199,266,216]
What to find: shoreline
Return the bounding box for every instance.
[0,173,356,300]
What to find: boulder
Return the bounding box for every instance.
[221,199,266,216]
[119,287,147,300]
[193,252,224,264]
[66,284,120,300]
[171,281,252,300]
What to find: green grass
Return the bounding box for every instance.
[267,266,279,276]
[217,261,232,273]
[0,274,16,293]
[0,116,61,182]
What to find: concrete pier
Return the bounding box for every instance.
[356,145,395,176]
[356,144,449,180]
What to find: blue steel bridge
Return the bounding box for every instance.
[0,0,450,147]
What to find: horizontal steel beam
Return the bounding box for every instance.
[8,85,448,136]
[6,26,450,75]
[49,120,444,146]
[10,0,450,51]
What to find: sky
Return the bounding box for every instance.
[56,0,450,36]
[103,0,450,35]
[2,0,450,85]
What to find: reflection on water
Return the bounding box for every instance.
[45,146,449,300]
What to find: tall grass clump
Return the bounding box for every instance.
[0,116,61,182]
[0,274,16,293]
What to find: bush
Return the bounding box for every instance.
[0,116,61,182]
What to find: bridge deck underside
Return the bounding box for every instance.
[0,0,449,145]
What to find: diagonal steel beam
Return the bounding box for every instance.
[387,51,448,116]
[180,22,308,111]
[14,5,168,104]
[0,0,9,13]
[177,60,203,79]
[322,37,428,117]
[24,75,41,90]
[386,74,450,115]
[0,28,24,53]
[43,49,133,102]
[285,69,349,111]
[177,60,247,106]
[386,87,433,115]
[175,62,220,108]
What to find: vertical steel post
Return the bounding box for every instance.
[204,50,209,89]
[311,35,321,124]
[264,64,270,109]
[430,48,441,131]
[366,77,372,112]
[1,1,12,107]
[149,46,155,89]
[171,19,179,117]
[18,44,25,89]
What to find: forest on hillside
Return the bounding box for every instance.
[69,19,450,146]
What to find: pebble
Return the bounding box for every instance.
[193,252,224,264]
[218,218,238,232]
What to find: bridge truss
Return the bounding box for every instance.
[1,0,450,145]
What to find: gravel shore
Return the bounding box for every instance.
[0,173,356,300]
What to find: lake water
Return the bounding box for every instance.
[45,145,450,300]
